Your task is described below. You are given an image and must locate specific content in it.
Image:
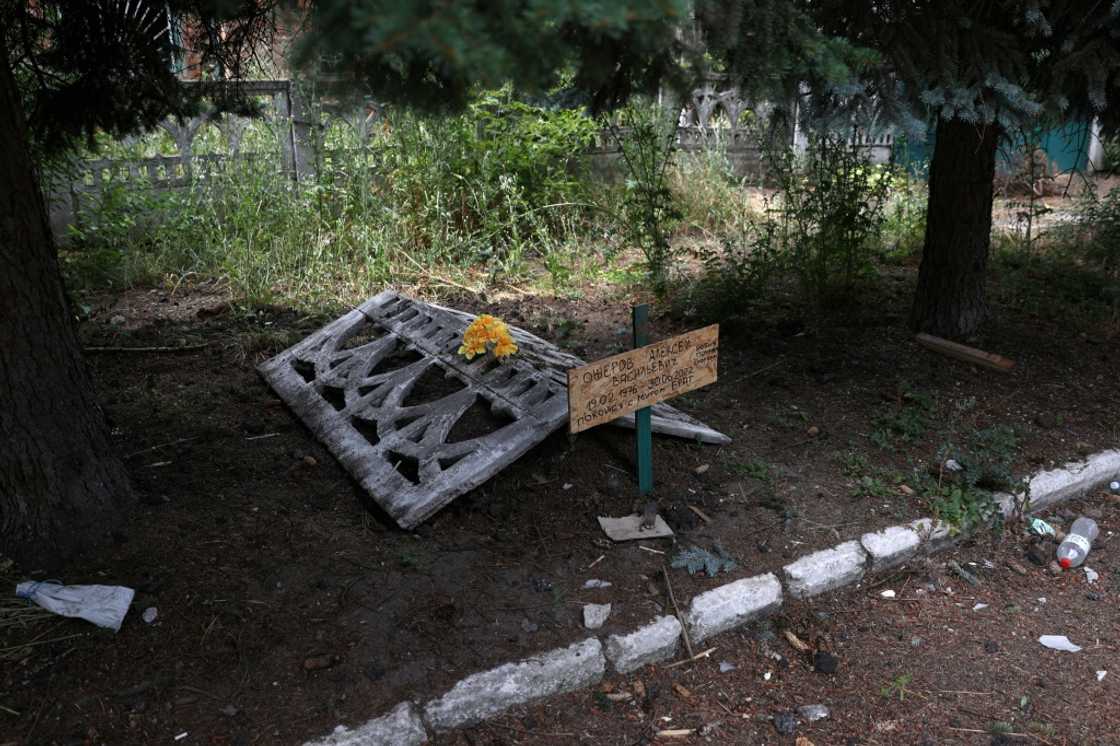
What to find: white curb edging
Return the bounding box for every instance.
[422,638,604,732]
[783,540,867,598]
[305,449,1120,745]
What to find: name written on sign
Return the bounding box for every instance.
[567,324,719,433]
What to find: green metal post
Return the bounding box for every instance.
[633,304,653,495]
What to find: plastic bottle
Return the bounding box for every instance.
[1056,517,1099,569]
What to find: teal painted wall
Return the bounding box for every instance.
[894,120,1092,175]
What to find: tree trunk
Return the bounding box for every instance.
[909,117,1001,338]
[0,43,133,571]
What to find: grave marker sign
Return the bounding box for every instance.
[567,323,720,434]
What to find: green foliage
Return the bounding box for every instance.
[733,459,774,483]
[766,134,894,307]
[880,673,913,701]
[614,104,683,295]
[671,544,737,577]
[1067,184,1120,281]
[915,425,1023,531]
[871,389,934,450]
[60,93,606,306]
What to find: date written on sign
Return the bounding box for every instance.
[567,324,719,433]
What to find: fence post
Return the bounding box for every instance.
[288,83,318,183]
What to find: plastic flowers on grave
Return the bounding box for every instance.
[458,314,518,361]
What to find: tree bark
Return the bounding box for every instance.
[909,117,1001,338]
[0,41,133,571]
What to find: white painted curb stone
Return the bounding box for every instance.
[861,525,921,571]
[305,702,427,746]
[783,540,867,598]
[685,573,782,643]
[423,638,604,731]
[605,615,682,673]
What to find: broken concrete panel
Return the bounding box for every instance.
[783,541,867,598]
[423,638,604,731]
[685,573,782,643]
[259,291,730,529]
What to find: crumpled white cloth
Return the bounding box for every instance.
[16,581,134,631]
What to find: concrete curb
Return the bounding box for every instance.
[303,449,1120,745]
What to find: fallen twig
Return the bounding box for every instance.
[84,343,209,353]
[662,566,695,660]
[125,436,199,459]
[687,504,712,523]
[664,647,717,669]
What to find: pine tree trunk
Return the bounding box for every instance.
[0,44,132,570]
[909,117,1001,338]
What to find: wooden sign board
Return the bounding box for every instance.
[568,324,719,434]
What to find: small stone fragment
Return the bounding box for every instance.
[807,426,820,437]
[797,704,829,722]
[142,607,158,624]
[983,640,999,654]
[583,603,611,630]
[694,463,710,475]
[1026,543,1050,567]
[221,704,239,718]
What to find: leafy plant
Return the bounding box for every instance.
[734,459,773,483]
[613,104,682,296]
[671,544,737,577]
[763,133,894,308]
[880,673,914,701]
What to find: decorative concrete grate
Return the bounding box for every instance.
[258,291,730,529]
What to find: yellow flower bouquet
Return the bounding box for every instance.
[458,314,518,361]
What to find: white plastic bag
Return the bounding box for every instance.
[16,581,134,632]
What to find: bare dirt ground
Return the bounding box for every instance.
[1,261,1118,745]
[436,492,1120,746]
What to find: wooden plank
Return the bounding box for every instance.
[567,325,719,434]
[914,333,1015,372]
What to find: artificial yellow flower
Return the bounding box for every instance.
[458,314,518,361]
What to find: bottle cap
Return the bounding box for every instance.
[1059,557,1071,569]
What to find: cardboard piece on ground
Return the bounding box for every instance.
[598,514,675,541]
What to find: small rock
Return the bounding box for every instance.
[142,607,158,624]
[583,603,611,630]
[898,484,915,496]
[302,455,318,467]
[813,651,838,674]
[1007,561,1029,576]
[719,660,736,673]
[1087,591,1102,602]
[773,712,797,736]
[303,655,336,671]
[983,640,999,654]
[797,704,829,722]
[221,704,240,718]
[807,425,820,437]
[694,463,710,475]
[531,577,553,593]
[583,579,611,589]
[520,619,539,633]
[110,314,126,326]
[1048,561,1063,576]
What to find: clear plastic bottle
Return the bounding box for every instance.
[1056,517,1099,569]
